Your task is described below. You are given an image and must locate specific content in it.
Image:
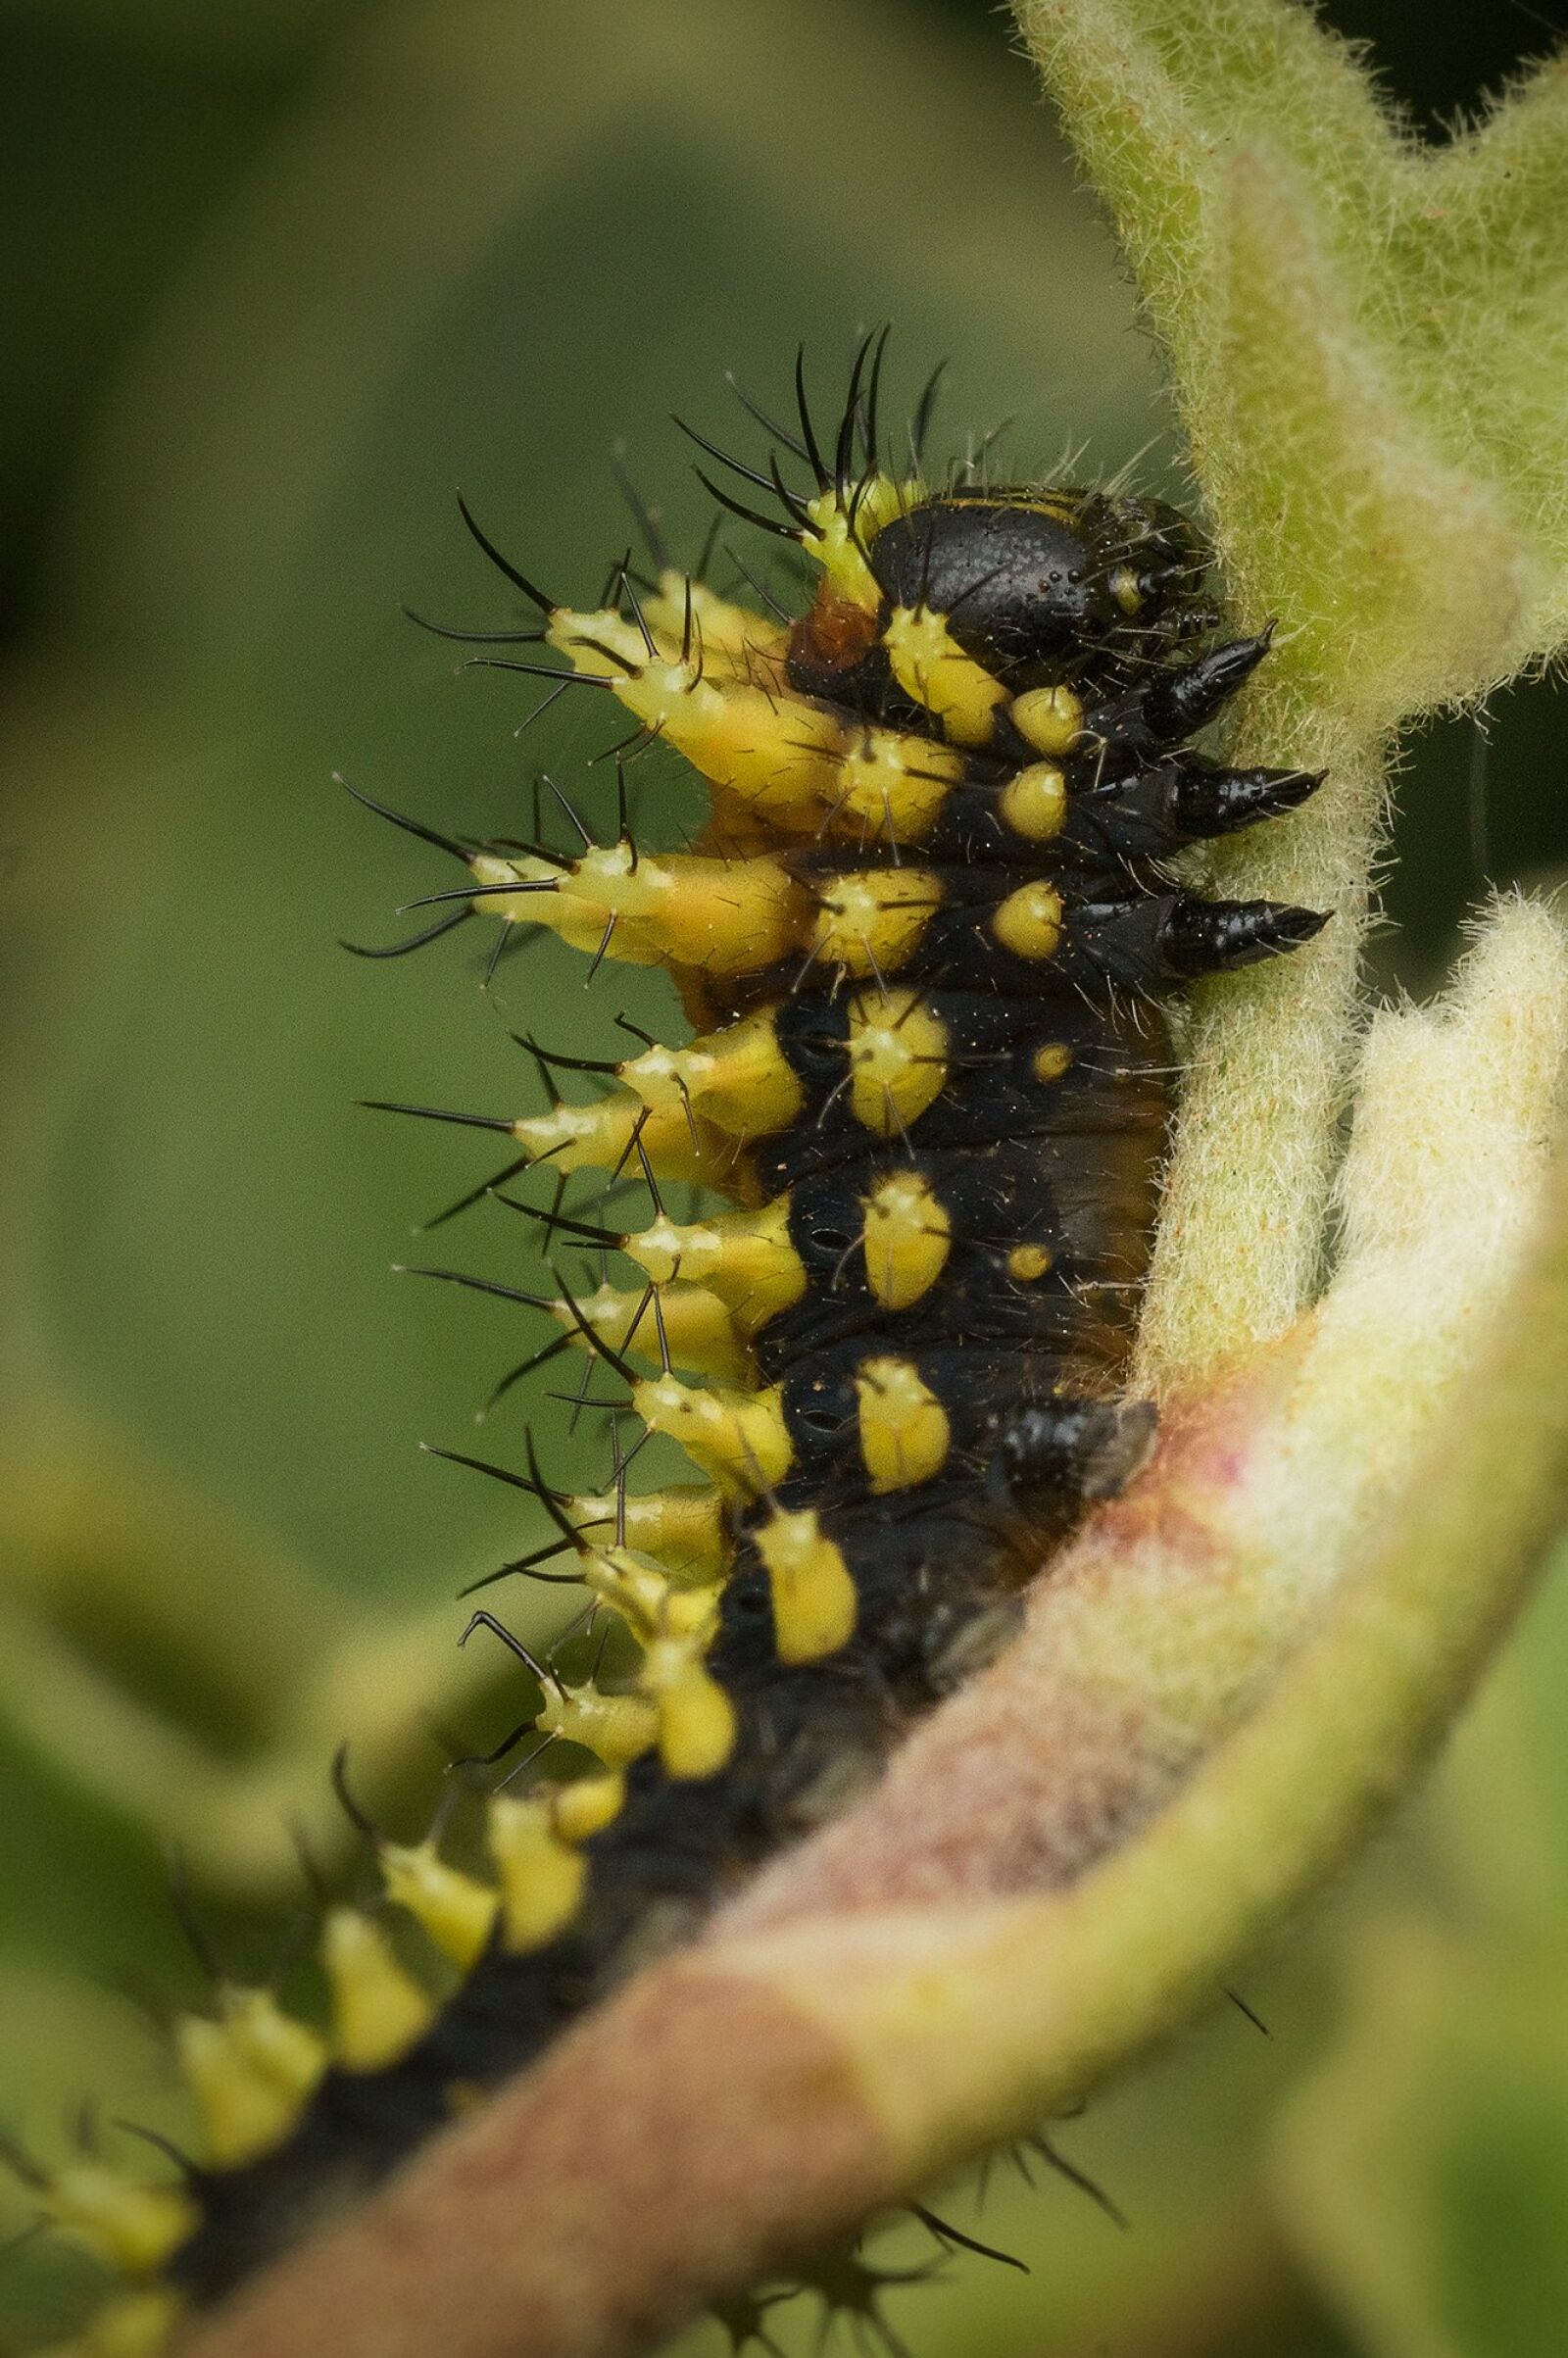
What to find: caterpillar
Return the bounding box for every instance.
[14,335,1326,2356]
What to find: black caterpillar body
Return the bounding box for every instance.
[24,343,1325,2355]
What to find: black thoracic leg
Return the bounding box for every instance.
[1080,631,1275,765]
[1138,631,1275,742]
[1162,756,1325,839]
[1157,894,1329,978]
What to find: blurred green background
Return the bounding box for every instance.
[3,0,1568,2349]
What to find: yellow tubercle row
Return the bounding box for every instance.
[467,835,1074,991]
[629,1352,956,1499]
[35,1464,917,2329]
[502,993,961,1198]
[24,1748,640,2345]
[550,1159,983,1371]
[152,1770,638,2177]
[535,556,1084,840]
[498,982,1074,1220]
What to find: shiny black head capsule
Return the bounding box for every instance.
[867,488,1216,693]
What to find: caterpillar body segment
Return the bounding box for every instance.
[37,342,1328,2345]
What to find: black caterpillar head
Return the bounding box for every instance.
[787,481,1219,719]
[864,489,1217,692]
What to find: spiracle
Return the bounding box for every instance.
[15,336,1325,2357]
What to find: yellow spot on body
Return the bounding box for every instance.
[487,1797,587,1953]
[535,1678,659,1768]
[882,606,1007,746]
[998,762,1067,840]
[379,1843,500,1970]
[43,2166,197,2279]
[320,1910,435,2072]
[855,1356,952,1492]
[1010,683,1084,756]
[1032,1041,1073,1082]
[634,1372,793,1493]
[551,1769,626,1842]
[753,1506,858,1663]
[1007,1243,1054,1282]
[811,868,942,978]
[993,880,1064,961]
[829,727,962,846]
[639,1638,737,1779]
[620,1009,804,1141]
[1109,565,1144,614]
[847,986,949,1135]
[861,1171,952,1309]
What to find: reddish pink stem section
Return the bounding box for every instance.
[176,1966,891,2358]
